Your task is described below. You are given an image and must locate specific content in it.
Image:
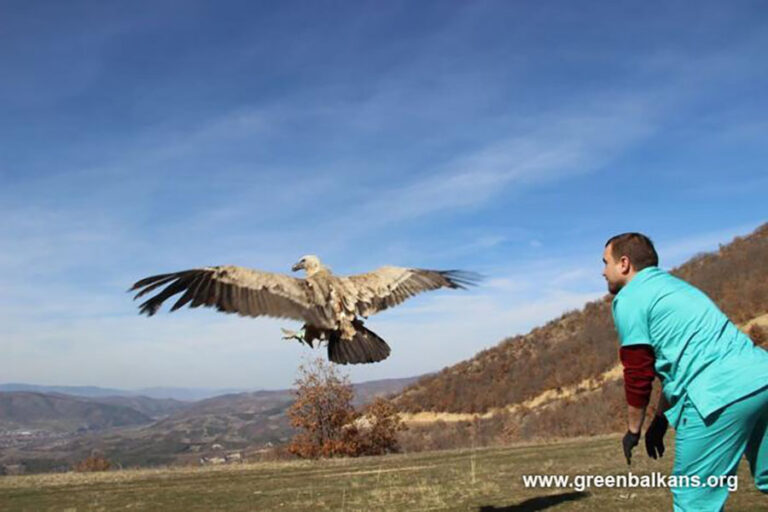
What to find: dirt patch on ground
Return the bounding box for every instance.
[400,363,623,425]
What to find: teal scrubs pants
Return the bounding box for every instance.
[671,385,768,511]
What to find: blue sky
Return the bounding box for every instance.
[1,1,766,390]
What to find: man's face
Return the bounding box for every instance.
[602,244,629,295]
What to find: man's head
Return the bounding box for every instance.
[602,233,658,295]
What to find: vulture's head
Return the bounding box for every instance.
[292,255,323,276]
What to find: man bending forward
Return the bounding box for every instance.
[603,232,768,511]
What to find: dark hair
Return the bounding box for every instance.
[605,232,658,271]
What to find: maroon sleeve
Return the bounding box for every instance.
[619,345,656,408]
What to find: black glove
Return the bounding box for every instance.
[645,414,668,459]
[622,430,640,465]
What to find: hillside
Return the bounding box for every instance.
[393,223,768,448]
[67,377,420,468]
[86,396,190,419]
[0,392,154,432]
[0,377,420,473]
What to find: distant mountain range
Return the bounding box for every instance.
[0,376,420,430]
[0,376,424,403]
[0,376,421,473]
[0,384,252,402]
[0,392,157,432]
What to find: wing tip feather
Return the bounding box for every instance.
[438,269,483,289]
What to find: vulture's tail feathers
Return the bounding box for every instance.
[328,322,391,365]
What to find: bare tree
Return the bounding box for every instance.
[287,357,406,458]
[287,357,359,458]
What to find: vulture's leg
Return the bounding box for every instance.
[280,327,311,347]
[303,325,323,344]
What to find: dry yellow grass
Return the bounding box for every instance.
[1,434,766,511]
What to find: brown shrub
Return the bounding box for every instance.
[287,359,406,459]
[287,357,359,459]
[358,397,407,455]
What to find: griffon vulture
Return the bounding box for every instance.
[129,255,479,365]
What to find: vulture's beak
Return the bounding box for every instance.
[291,261,303,272]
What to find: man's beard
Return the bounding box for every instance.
[607,280,623,295]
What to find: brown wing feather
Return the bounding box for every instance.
[129,265,328,325]
[340,266,481,316]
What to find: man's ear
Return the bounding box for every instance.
[619,255,632,274]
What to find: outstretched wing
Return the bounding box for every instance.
[129,265,327,324]
[339,266,481,317]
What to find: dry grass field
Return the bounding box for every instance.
[1,434,765,511]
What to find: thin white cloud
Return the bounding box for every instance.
[335,99,657,230]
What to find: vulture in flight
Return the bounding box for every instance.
[129,255,480,365]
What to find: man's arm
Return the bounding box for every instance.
[620,345,656,431]
[655,390,669,415]
[627,403,646,434]
[619,345,656,464]
[627,375,668,432]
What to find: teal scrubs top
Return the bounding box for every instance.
[611,266,768,428]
